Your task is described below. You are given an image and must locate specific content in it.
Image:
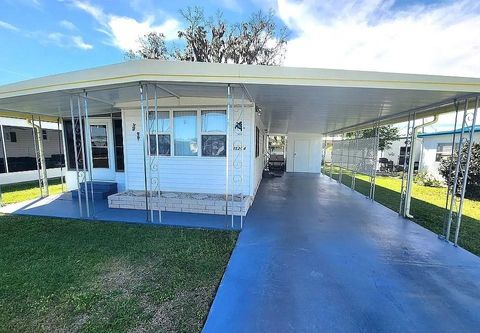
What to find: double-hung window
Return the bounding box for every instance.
[201,110,227,157]
[174,111,197,156]
[148,111,171,156]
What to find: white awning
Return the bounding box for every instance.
[0,59,479,133]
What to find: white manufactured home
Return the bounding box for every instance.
[0,60,479,226]
[418,126,480,180]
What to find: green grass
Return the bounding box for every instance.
[0,215,238,333]
[2,178,65,205]
[322,165,480,256]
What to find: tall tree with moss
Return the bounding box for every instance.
[126,7,287,65]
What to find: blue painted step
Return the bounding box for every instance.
[72,182,117,199]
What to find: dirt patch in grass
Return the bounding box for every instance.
[132,286,215,333]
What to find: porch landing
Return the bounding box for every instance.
[0,192,242,230]
[204,173,480,332]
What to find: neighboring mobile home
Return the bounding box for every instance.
[418,126,480,180]
[0,117,64,185]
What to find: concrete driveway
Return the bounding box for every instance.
[203,173,480,332]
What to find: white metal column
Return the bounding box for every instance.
[399,113,415,217]
[445,96,479,246]
[231,86,245,228]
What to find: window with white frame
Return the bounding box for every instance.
[435,142,459,162]
[148,111,171,156]
[174,111,198,156]
[201,110,227,157]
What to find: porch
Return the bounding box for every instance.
[0,191,243,230]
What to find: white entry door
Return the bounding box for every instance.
[293,139,310,172]
[89,119,115,181]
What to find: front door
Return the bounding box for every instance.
[293,139,310,172]
[89,119,115,181]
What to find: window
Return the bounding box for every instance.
[436,143,458,162]
[42,129,47,140]
[6,131,16,143]
[148,111,171,156]
[174,111,197,156]
[90,125,109,168]
[64,120,87,171]
[201,110,226,157]
[113,119,124,171]
[255,127,260,158]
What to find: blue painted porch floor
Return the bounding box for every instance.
[0,192,242,230]
[204,173,480,332]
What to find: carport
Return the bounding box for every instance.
[0,60,480,330]
[0,60,478,239]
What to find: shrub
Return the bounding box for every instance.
[414,171,443,187]
[439,142,480,199]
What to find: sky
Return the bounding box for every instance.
[0,0,479,131]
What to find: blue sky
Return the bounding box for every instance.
[1,0,480,85]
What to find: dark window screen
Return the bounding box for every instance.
[113,119,124,171]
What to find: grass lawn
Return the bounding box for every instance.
[0,215,238,333]
[2,178,65,205]
[323,166,480,256]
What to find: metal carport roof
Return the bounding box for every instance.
[0,59,479,134]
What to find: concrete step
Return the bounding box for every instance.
[72,182,117,199]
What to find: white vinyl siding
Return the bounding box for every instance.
[123,105,255,195]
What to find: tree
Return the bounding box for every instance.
[439,142,480,199]
[346,125,400,151]
[126,32,169,60]
[126,7,287,65]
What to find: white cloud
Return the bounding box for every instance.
[70,0,181,51]
[0,20,19,31]
[38,31,93,50]
[59,19,77,30]
[272,0,480,77]
[72,35,93,49]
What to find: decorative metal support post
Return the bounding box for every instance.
[139,84,150,222]
[69,96,83,216]
[351,131,359,190]
[229,86,245,228]
[225,84,233,227]
[77,96,91,217]
[399,113,415,216]
[338,134,344,184]
[369,124,380,201]
[453,97,479,246]
[83,92,96,218]
[153,85,162,223]
[321,137,327,175]
[31,116,49,198]
[329,138,334,179]
[445,98,476,243]
[57,117,65,192]
[441,100,460,239]
[146,84,161,223]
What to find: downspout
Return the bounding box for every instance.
[404,115,439,218]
